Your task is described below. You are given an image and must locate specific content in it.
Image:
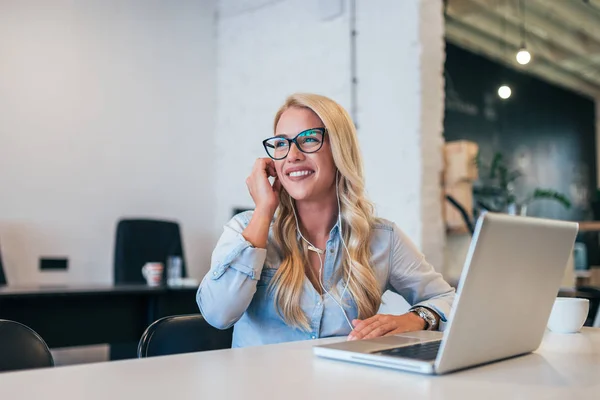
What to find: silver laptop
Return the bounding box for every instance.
[313,212,578,375]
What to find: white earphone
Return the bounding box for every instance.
[291,172,355,331]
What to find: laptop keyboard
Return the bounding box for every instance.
[375,340,442,361]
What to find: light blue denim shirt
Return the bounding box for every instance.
[197,211,455,348]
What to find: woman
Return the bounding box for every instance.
[197,93,455,348]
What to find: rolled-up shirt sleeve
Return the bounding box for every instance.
[197,213,267,329]
[387,223,456,323]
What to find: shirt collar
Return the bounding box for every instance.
[329,220,341,239]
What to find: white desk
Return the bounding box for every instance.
[1,328,599,399]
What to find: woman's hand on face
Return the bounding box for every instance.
[246,158,282,218]
[347,312,426,341]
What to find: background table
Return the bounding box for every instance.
[0,284,199,358]
[0,328,598,399]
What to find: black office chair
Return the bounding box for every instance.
[137,314,233,358]
[113,219,187,284]
[445,194,475,235]
[232,207,253,217]
[0,320,54,372]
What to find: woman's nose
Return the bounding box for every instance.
[287,142,304,161]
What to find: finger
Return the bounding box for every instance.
[349,315,384,340]
[253,158,269,173]
[351,319,386,340]
[348,319,362,340]
[362,323,396,340]
[251,159,272,186]
[256,157,271,165]
[352,315,381,334]
[263,157,275,168]
[258,158,278,180]
[266,162,277,178]
[349,318,372,338]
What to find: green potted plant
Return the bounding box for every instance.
[473,151,571,216]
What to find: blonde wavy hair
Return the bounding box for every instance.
[269,93,382,330]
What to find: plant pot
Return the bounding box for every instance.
[506,203,527,216]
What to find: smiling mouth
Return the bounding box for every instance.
[287,170,314,178]
[285,170,315,181]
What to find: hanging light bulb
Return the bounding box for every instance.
[516,1,531,65]
[516,46,531,65]
[498,85,512,99]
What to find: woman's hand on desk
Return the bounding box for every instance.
[347,313,426,341]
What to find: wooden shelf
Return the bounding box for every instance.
[578,221,600,232]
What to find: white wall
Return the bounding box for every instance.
[0,0,216,284]
[215,0,446,271]
[214,0,352,234]
[0,0,447,286]
[357,0,446,270]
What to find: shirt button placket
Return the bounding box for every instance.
[312,299,323,340]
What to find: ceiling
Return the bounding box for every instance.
[445,0,600,99]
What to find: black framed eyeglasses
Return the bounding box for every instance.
[262,128,326,160]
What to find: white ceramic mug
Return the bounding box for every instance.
[547,297,589,333]
[141,262,164,287]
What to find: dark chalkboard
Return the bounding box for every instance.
[444,43,596,222]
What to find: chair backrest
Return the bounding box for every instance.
[0,320,54,372]
[138,314,233,358]
[113,219,186,284]
[232,208,253,217]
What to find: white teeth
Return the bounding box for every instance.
[289,170,313,177]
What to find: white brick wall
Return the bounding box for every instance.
[215,0,446,273]
[356,0,445,271]
[356,0,422,244]
[419,0,446,271]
